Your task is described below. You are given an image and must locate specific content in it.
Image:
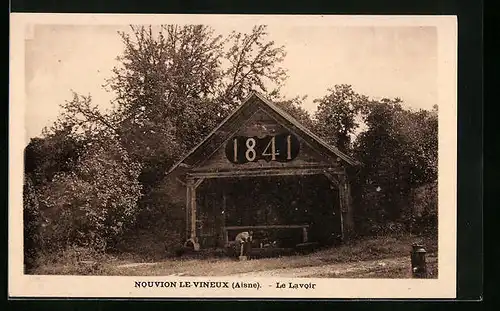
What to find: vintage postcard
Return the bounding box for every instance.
[9,13,457,299]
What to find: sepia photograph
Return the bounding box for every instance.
[10,14,457,299]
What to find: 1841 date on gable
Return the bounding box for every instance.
[225,133,300,164]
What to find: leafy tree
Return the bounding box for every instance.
[104,25,223,158]
[313,85,370,152]
[56,92,178,191]
[395,106,438,185]
[37,138,142,252]
[219,26,288,107]
[410,181,438,236]
[23,174,42,272]
[351,98,438,231]
[103,24,287,157]
[24,121,86,188]
[275,95,315,130]
[352,99,406,225]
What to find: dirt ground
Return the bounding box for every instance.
[231,256,438,278]
[32,235,438,278]
[115,255,437,278]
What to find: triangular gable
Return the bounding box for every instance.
[166,92,361,175]
[196,108,333,170]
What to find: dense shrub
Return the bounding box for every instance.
[352,181,437,238]
[23,175,42,273]
[36,140,142,253]
[409,182,438,236]
[113,198,186,260]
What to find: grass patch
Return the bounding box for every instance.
[30,233,437,278]
[312,255,438,279]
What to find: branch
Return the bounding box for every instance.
[68,94,121,136]
[225,28,262,100]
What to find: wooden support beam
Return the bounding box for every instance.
[302,227,308,243]
[323,172,341,187]
[224,225,309,230]
[343,179,354,238]
[190,164,341,173]
[188,167,343,179]
[222,225,310,247]
[335,173,354,240]
[185,177,204,244]
[222,189,227,246]
[176,177,187,186]
[185,179,193,240]
[190,183,197,240]
[324,171,349,241]
[336,174,348,213]
[185,177,199,243]
[339,205,345,241]
[223,228,229,246]
[194,177,205,189]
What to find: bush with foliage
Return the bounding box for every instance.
[23,175,43,273]
[37,139,142,253]
[408,182,438,236]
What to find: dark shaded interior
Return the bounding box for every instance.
[196,175,341,248]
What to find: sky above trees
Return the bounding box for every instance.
[25,23,437,143]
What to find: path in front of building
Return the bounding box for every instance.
[227,257,409,278]
[116,256,431,278]
[116,262,159,269]
[115,253,437,278]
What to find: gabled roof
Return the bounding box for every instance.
[166,92,361,175]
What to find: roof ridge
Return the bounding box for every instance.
[165,92,360,176]
[253,92,361,166]
[165,92,257,175]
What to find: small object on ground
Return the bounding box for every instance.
[239,256,248,261]
[410,243,427,278]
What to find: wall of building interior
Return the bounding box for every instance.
[196,174,341,248]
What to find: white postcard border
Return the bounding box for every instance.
[9,13,457,299]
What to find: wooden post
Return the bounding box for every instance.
[186,178,203,241]
[339,204,345,242]
[188,179,196,240]
[222,189,227,246]
[223,228,229,247]
[185,178,193,241]
[323,172,346,241]
[337,177,346,241]
[342,177,354,238]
